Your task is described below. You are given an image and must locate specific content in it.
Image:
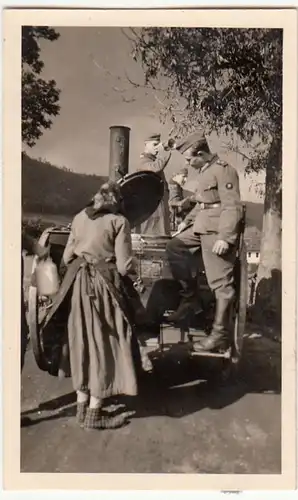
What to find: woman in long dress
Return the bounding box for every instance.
[58,181,145,430]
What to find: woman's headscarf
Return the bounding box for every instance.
[85,181,123,220]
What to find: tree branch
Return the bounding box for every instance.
[120,28,136,42]
[221,140,252,162]
[123,69,170,95]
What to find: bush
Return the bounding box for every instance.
[22,217,51,241]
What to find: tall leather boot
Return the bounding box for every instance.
[167,281,204,323]
[193,297,233,352]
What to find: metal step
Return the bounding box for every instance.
[190,348,232,359]
[187,329,207,338]
[144,338,159,347]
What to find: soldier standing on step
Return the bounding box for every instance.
[166,130,243,353]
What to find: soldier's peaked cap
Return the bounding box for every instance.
[175,129,208,153]
[145,133,161,142]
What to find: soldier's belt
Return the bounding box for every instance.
[197,202,221,209]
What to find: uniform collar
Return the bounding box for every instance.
[140,152,156,161]
[199,154,218,173]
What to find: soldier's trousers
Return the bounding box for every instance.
[166,227,236,300]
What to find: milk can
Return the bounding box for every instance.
[36,257,60,296]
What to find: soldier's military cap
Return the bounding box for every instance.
[145,133,161,142]
[175,129,208,153]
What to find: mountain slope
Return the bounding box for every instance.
[22,153,108,216]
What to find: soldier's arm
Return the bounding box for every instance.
[215,164,243,245]
[142,150,171,173]
[182,197,199,225]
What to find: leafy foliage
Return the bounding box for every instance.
[22,26,61,147]
[130,28,282,173]
[22,217,48,241]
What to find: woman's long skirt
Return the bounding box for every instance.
[68,265,138,399]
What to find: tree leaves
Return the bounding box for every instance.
[22,26,61,147]
[130,27,282,170]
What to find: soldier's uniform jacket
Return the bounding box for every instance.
[135,150,172,235]
[184,155,242,245]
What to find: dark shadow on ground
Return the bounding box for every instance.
[21,331,281,427]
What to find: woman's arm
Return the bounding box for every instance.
[22,230,49,259]
[114,217,137,277]
[62,224,77,266]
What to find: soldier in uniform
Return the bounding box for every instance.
[166,130,243,352]
[168,168,189,230]
[135,133,172,236]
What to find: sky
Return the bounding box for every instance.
[24,27,265,203]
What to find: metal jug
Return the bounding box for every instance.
[36,257,60,297]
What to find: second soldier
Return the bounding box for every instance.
[166,130,243,353]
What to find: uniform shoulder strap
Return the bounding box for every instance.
[216,158,229,167]
[200,154,219,173]
[141,152,156,161]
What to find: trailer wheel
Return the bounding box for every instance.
[27,229,52,371]
[231,242,248,368]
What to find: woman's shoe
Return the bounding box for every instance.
[83,407,134,430]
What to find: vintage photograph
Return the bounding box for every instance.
[19,23,283,474]
[3,8,296,488]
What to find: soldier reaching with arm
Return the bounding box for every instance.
[135,133,172,236]
[166,130,243,353]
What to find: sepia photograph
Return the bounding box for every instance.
[2,8,297,491]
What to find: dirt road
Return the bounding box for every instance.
[21,330,281,474]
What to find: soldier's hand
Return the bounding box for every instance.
[172,221,187,237]
[212,240,229,255]
[156,142,165,153]
[179,197,192,210]
[178,221,188,232]
[171,198,190,210]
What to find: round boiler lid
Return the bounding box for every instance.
[118,171,164,228]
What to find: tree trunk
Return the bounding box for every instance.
[254,137,282,336]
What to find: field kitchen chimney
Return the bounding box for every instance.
[109,126,131,182]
